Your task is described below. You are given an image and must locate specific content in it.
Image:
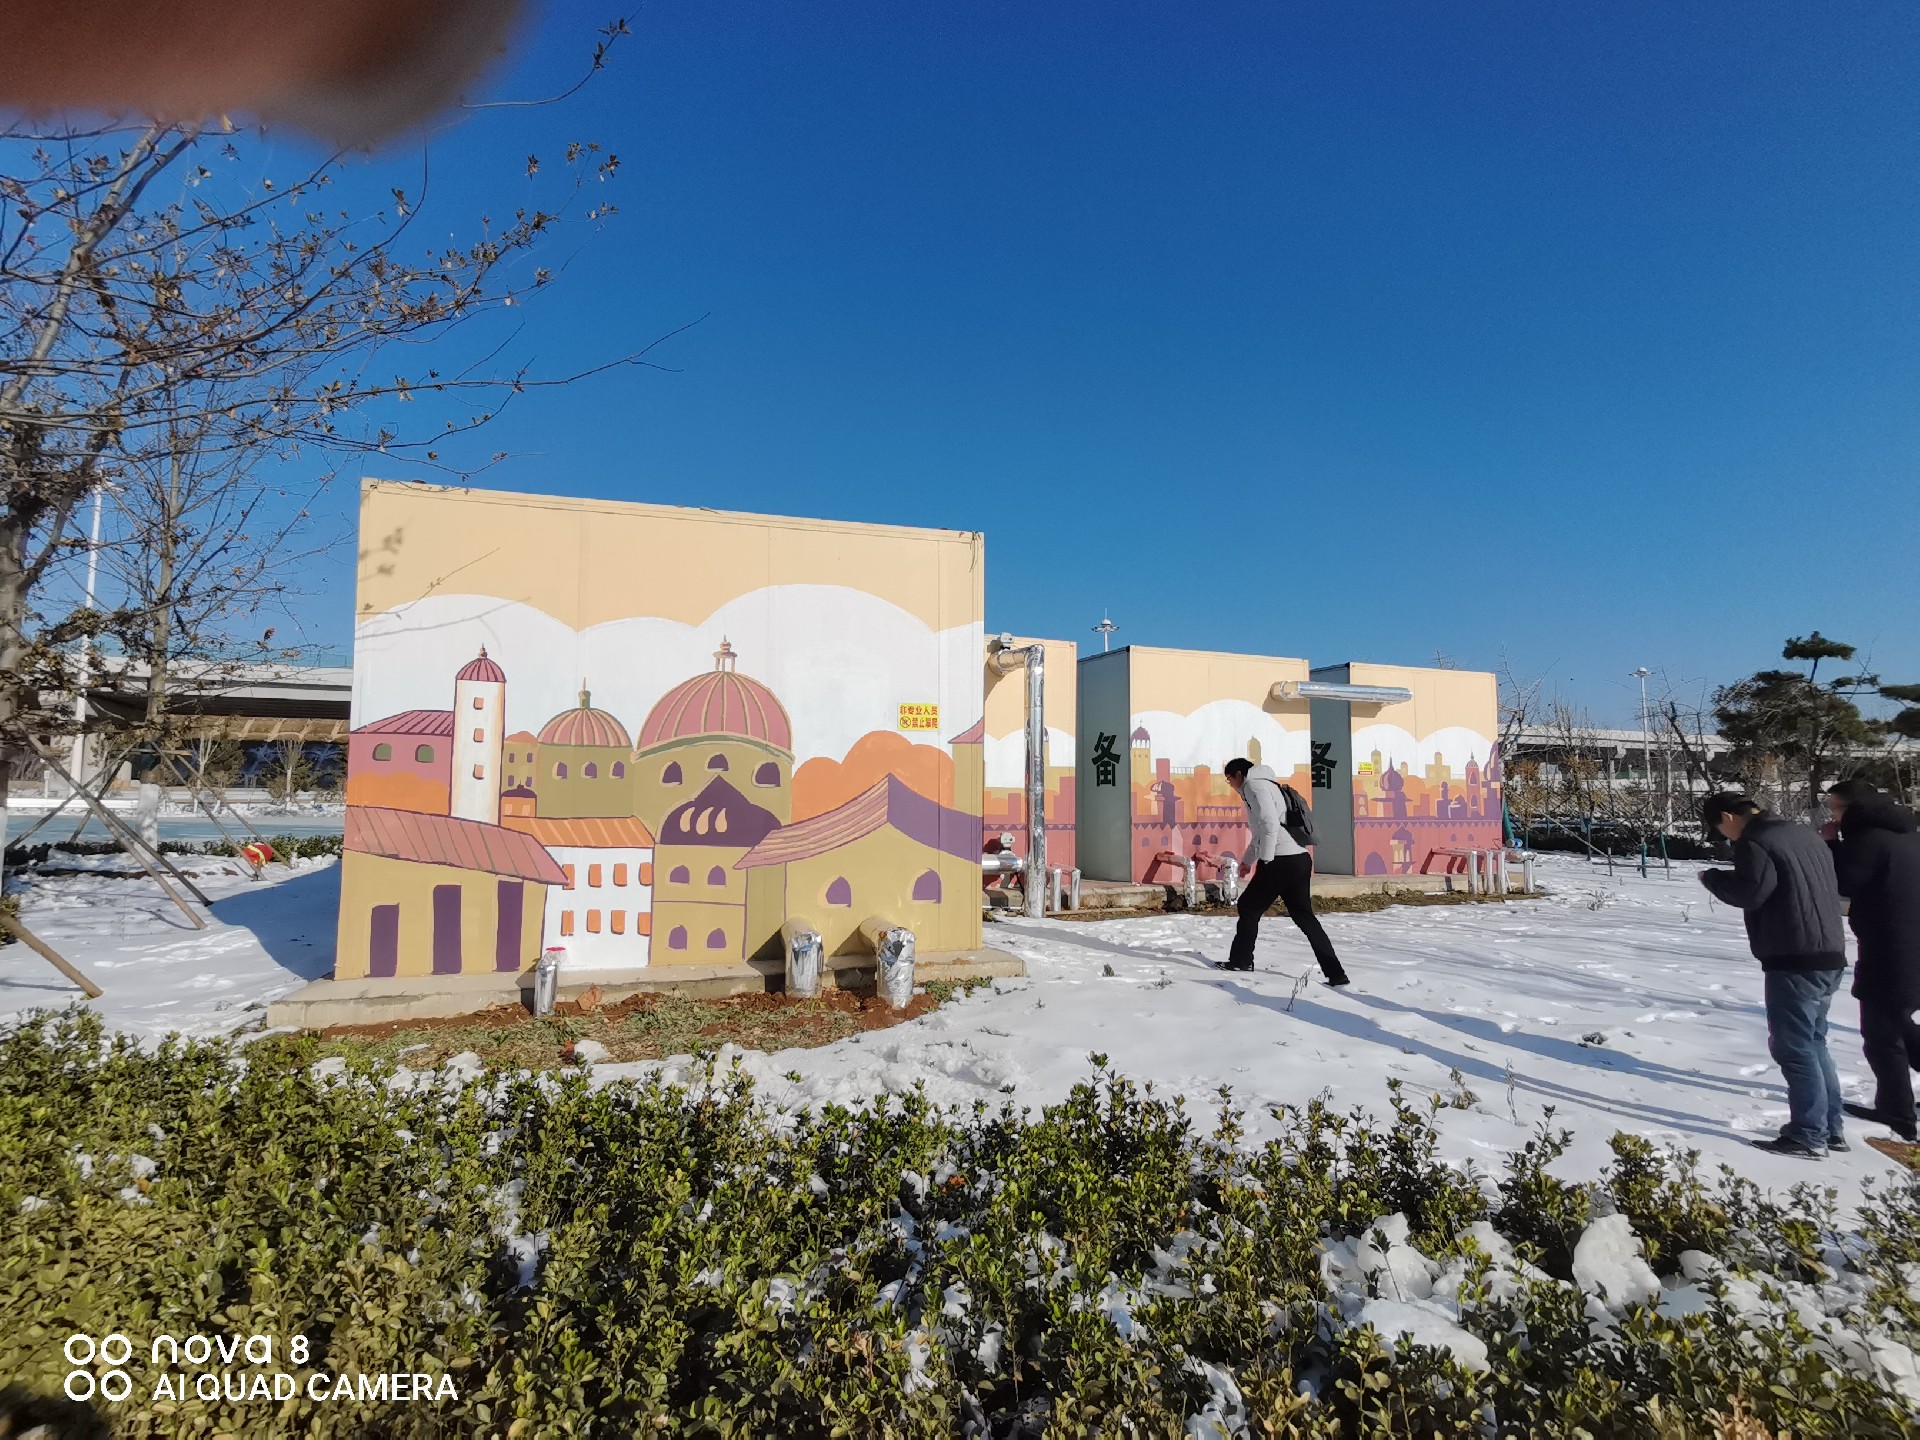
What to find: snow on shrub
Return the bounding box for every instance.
[0,1010,1916,1436]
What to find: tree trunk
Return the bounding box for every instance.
[0,513,30,860]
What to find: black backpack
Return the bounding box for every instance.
[1278,783,1316,848]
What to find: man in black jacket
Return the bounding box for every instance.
[1825,780,1920,1143]
[1697,793,1848,1158]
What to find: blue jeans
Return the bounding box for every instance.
[1765,968,1847,1149]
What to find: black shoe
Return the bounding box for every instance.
[1751,1136,1825,1159]
[1323,970,1351,988]
[1843,1102,1919,1142]
[1827,1135,1850,1153]
[1214,960,1254,972]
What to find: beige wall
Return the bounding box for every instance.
[1127,646,1311,719]
[984,636,1078,740]
[358,479,982,634]
[1346,662,1498,741]
[785,829,980,956]
[337,853,546,980]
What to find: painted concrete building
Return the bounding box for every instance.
[981,635,1078,872]
[337,480,985,981]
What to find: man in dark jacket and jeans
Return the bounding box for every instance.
[1697,793,1849,1158]
[1824,780,1920,1142]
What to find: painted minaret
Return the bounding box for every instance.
[451,646,508,823]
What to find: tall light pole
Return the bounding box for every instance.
[1093,610,1117,653]
[70,486,107,791]
[1631,667,1653,841]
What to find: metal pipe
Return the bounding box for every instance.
[783,919,824,999]
[1048,866,1063,913]
[1522,853,1536,893]
[1218,854,1241,904]
[1182,855,1200,909]
[1068,868,1081,911]
[981,851,1025,876]
[1467,850,1483,896]
[1495,849,1510,896]
[1270,680,1414,706]
[533,947,562,1017]
[988,635,1047,919]
[876,926,917,1008]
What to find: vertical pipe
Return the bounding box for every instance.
[1024,644,1047,919]
[1068,868,1081,911]
[1218,854,1241,903]
[1182,854,1200,909]
[1048,866,1063,913]
[1467,850,1482,896]
[1522,854,1535,892]
[1496,849,1510,896]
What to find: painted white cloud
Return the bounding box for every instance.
[983,726,1076,789]
[1351,724,1495,777]
[353,587,985,766]
[1128,702,1310,774]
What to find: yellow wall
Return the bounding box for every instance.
[984,635,1078,742]
[1345,662,1497,743]
[337,853,547,980]
[357,480,982,635]
[783,829,980,956]
[1127,645,1311,720]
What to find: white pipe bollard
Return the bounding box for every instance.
[1218,855,1241,904]
[1495,849,1510,896]
[785,924,824,999]
[1467,850,1484,896]
[533,947,563,1018]
[1068,868,1082,910]
[877,927,917,1008]
[1182,855,1201,909]
[1522,853,1536,893]
[1049,866,1064,914]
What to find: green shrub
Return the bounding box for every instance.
[0,1013,1914,1437]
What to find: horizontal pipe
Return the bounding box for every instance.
[981,852,1025,876]
[1269,680,1414,705]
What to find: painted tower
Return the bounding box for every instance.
[451,647,507,824]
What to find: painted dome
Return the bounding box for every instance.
[456,646,505,684]
[1131,726,1151,742]
[638,640,792,752]
[538,688,632,749]
[661,777,781,849]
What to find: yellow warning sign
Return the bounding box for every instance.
[898,703,941,732]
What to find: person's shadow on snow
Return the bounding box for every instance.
[1215,980,1755,1145]
[210,863,339,986]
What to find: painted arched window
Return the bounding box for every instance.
[753,761,780,787]
[669,926,688,950]
[371,743,392,762]
[554,761,569,779]
[662,761,682,784]
[612,761,626,779]
[670,865,690,885]
[415,744,435,764]
[707,754,729,772]
[472,764,485,780]
[706,928,727,950]
[825,877,852,908]
[707,865,727,887]
[584,762,599,779]
[912,869,942,903]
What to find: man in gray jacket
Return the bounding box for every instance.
[1697,793,1849,1158]
[1216,758,1349,985]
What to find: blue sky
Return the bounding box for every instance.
[264,1,1917,725]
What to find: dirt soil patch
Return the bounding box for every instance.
[265,982,989,1072]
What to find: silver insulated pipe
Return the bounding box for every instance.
[988,635,1047,918]
[1269,679,1414,706]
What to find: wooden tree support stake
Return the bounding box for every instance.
[0,911,103,998]
[30,744,212,926]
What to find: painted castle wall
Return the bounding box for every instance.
[338,480,985,981]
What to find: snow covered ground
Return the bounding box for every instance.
[0,853,1907,1202]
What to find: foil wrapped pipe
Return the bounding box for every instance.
[782,919,824,1000]
[1068,868,1081,911]
[987,635,1048,920]
[877,927,917,1008]
[1183,854,1201,910]
[533,947,563,1018]
[1218,854,1241,904]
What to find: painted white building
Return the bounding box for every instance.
[500,816,655,969]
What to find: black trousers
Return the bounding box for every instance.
[1229,853,1344,976]
[1859,1001,1920,1121]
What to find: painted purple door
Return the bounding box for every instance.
[431,884,463,974]
[495,881,524,971]
[369,904,400,978]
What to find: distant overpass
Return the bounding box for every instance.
[77,658,353,744]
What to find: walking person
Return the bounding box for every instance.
[1824,779,1920,1143]
[1697,793,1849,1158]
[1214,758,1349,985]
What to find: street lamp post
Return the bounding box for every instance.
[1093,611,1117,653]
[1631,667,1657,865]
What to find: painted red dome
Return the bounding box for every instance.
[456,646,506,684]
[638,640,792,752]
[538,689,632,749]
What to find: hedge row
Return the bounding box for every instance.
[0,1011,1915,1437]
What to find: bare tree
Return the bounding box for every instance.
[0,20,682,851]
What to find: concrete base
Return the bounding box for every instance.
[1038,871,1474,913]
[265,947,1028,1031]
